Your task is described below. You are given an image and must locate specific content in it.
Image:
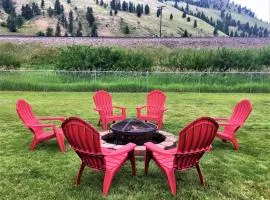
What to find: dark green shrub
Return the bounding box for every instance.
[55,46,153,71]
[0,52,21,68]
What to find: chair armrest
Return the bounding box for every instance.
[214,118,228,121]
[113,106,126,110]
[218,122,241,127]
[104,143,136,156]
[26,124,56,128]
[38,117,65,122]
[144,142,175,156]
[136,105,146,110]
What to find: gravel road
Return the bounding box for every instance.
[0,36,270,48]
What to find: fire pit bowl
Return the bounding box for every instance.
[102,119,165,145]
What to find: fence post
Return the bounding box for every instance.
[249,72,253,94]
[199,72,201,93]
[146,71,149,92]
[94,70,97,92]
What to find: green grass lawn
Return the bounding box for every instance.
[0,92,269,200]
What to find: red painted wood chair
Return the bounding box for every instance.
[144,117,219,196]
[16,99,66,152]
[61,117,136,196]
[93,90,126,131]
[136,90,167,129]
[214,99,252,150]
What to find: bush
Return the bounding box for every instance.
[55,46,153,71]
[0,52,21,68]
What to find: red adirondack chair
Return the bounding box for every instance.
[136,90,167,129]
[61,117,136,196]
[93,90,126,131]
[16,99,66,152]
[144,117,219,196]
[215,99,252,150]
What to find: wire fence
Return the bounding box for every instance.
[0,70,269,93]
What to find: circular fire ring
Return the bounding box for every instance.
[100,130,177,156]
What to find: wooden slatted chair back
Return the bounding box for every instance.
[93,90,113,116]
[225,99,252,136]
[174,117,219,171]
[62,117,105,171]
[16,99,43,135]
[147,90,166,115]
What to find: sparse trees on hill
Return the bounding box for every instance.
[3,0,14,14]
[55,22,61,36]
[46,27,54,36]
[136,4,142,18]
[86,7,95,27]
[182,12,186,18]
[193,20,197,28]
[213,27,218,36]
[182,30,189,37]
[68,10,74,34]
[124,25,130,34]
[67,0,71,3]
[144,4,150,15]
[156,9,161,18]
[91,24,98,37]
[264,28,269,37]
[54,0,64,15]
[47,7,54,17]
[7,15,17,32]
[170,13,173,20]
[41,0,45,9]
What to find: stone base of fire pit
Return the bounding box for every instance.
[100,130,178,156]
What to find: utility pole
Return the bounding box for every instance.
[158,6,166,37]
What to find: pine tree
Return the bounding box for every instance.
[41,0,45,9]
[187,17,191,22]
[3,0,14,14]
[136,4,142,17]
[144,4,150,15]
[21,4,34,20]
[182,12,186,18]
[67,0,71,3]
[46,27,54,36]
[7,15,17,32]
[156,9,161,18]
[47,7,54,17]
[109,10,113,16]
[263,28,269,37]
[193,20,197,28]
[230,30,234,37]
[100,0,104,6]
[182,30,188,37]
[185,3,189,12]
[213,27,218,36]
[168,13,172,20]
[86,7,95,27]
[55,22,61,36]
[68,10,74,34]
[124,25,130,34]
[122,1,128,11]
[114,9,118,15]
[54,0,62,15]
[91,24,98,37]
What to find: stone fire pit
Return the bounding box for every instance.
[100,130,177,156]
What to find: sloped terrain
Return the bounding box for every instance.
[0,0,269,36]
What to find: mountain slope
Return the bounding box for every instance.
[0,0,269,37]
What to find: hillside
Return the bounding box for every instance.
[0,0,269,37]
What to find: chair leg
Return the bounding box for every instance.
[103,171,115,196]
[128,150,136,176]
[231,138,239,151]
[195,163,205,185]
[144,149,152,175]
[30,138,39,150]
[102,121,108,131]
[76,162,85,185]
[56,132,66,152]
[165,170,177,196]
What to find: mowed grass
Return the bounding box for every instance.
[0,91,269,200]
